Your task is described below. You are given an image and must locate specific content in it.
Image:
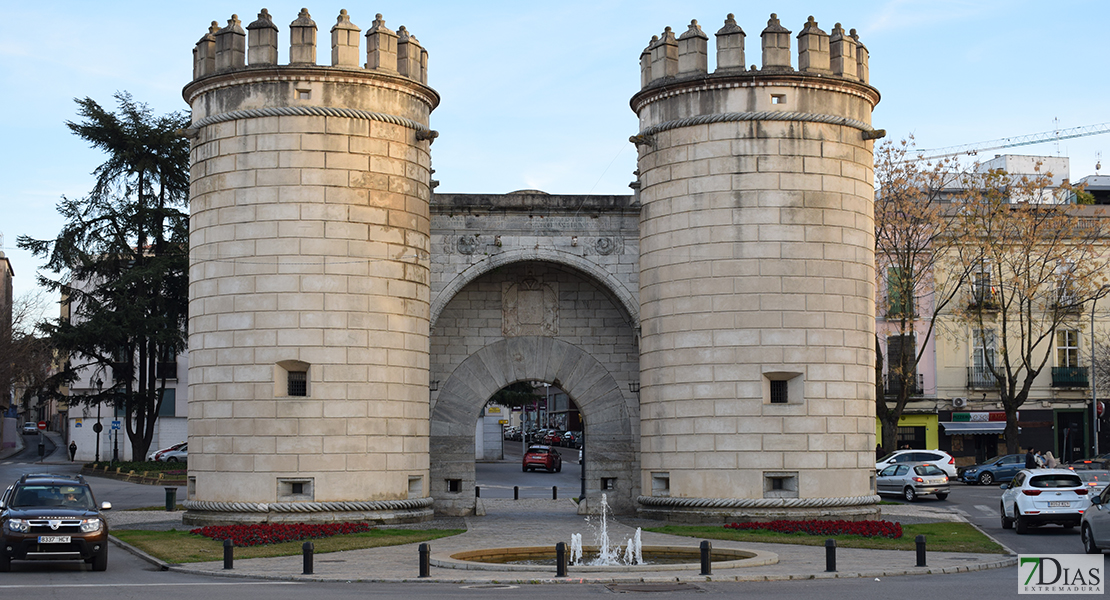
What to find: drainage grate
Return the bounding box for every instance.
[606,583,703,593]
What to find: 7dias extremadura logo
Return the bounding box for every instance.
[1019,555,1103,594]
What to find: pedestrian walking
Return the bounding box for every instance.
[68,441,77,462]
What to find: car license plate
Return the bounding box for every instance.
[38,536,70,544]
[1048,501,1070,508]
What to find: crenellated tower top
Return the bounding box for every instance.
[188,7,429,85]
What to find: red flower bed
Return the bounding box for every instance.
[724,519,903,539]
[190,522,373,547]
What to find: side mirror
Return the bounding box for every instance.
[1092,496,1103,506]
[100,501,112,511]
[1000,484,1009,490]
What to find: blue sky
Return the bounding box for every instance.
[3,0,1108,310]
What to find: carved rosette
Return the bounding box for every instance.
[456,235,479,255]
[595,236,621,255]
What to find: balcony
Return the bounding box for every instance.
[884,372,924,397]
[967,366,999,389]
[156,361,178,380]
[1052,366,1089,388]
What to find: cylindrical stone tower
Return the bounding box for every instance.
[632,14,883,521]
[182,8,438,524]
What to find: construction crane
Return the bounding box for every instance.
[913,122,1110,162]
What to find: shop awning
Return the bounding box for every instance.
[940,421,1012,435]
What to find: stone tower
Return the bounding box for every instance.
[182,8,438,524]
[631,14,883,521]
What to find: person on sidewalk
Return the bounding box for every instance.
[69,441,77,462]
[1045,451,1058,468]
[1026,447,1037,469]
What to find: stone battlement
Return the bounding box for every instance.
[640,13,869,88]
[192,8,428,84]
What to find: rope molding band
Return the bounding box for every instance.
[183,497,434,513]
[630,111,883,147]
[182,106,436,139]
[636,494,881,509]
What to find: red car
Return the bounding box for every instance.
[522,446,562,473]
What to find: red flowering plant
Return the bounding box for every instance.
[190,522,373,547]
[724,519,903,539]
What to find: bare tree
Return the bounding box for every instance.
[873,138,970,452]
[953,164,1109,454]
[0,291,57,414]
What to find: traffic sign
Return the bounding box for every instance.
[36,421,46,431]
[111,420,121,430]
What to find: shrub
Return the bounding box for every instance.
[724,519,903,538]
[190,522,373,547]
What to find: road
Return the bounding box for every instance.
[0,435,1099,597]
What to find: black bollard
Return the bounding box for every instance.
[164,487,177,512]
[223,539,234,569]
[556,542,567,577]
[418,543,431,578]
[303,541,314,574]
[825,538,837,572]
[915,534,927,567]
[553,486,558,500]
[514,485,519,500]
[699,540,712,575]
[475,486,480,498]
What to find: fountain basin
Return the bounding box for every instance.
[438,545,778,572]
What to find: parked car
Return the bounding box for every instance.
[1081,482,1110,553]
[1000,468,1090,534]
[876,463,950,502]
[0,473,111,571]
[959,454,1026,485]
[522,445,562,473]
[20,423,38,435]
[157,443,187,463]
[146,442,186,462]
[875,449,957,478]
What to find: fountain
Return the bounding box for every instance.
[438,494,777,573]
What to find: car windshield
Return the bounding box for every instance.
[1029,474,1083,489]
[11,485,95,510]
[914,465,945,476]
[526,447,547,454]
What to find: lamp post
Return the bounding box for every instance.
[93,377,103,462]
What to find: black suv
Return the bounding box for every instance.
[0,473,111,571]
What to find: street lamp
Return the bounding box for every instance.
[93,377,103,462]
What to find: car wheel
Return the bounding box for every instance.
[166,457,178,462]
[1082,524,1101,554]
[556,463,561,473]
[903,487,916,502]
[522,465,528,472]
[1001,503,1013,529]
[978,472,994,486]
[1015,507,1030,534]
[935,493,949,501]
[91,548,107,571]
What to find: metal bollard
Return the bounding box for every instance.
[556,542,567,577]
[223,539,234,569]
[915,534,927,567]
[825,538,836,572]
[302,541,314,574]
[552,486,558,500]
[699,540,712,575]
[514,486,519,500]
[164,487,177,512]
[418,543,431,578]
[475,486,480,498]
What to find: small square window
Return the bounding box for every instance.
[277,478,314,501]
[447,479,461,493]
[771,94,786,105]
[601,477,616,490]
[288,371,307,397]
[297,89,311,100]
[770,380,788,404]
[651,473,670,497]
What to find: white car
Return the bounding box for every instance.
[1001,468,1091,534]
[1081,483,1110,553]
[875,449,958,479]
[146,442,186,462]
[158,443,187,462]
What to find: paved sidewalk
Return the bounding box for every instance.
[109,498,1016,584]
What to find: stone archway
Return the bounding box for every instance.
[430,336,638,516]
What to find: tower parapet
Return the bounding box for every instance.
[631,13,882,522]
[182,7,438,526]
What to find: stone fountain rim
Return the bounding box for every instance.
[435,544,779,572]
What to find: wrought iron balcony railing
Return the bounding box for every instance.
[884,372,924,397]
[967,366,999,389]
[1051,366,1089,388]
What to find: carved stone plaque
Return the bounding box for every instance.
[502,279,558,336]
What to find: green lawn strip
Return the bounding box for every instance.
[112,528,464,564]
[643,522,1006,554]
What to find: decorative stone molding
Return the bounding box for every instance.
[456,235,479,255]
[594,236,621,256]
[637,494,880,509]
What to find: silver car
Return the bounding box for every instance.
[1081,482,1110,553]
[877,463,950,502]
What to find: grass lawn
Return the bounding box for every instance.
[112,528,464,564]
[644,522,1007,554]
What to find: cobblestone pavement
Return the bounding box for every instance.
[109,497,1017,584]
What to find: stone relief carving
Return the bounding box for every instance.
[595,236,622,255]
[456,235,479,255]
[502,278,558,337]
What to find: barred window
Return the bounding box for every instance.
[770,380,788,404]
[287,371,307,397]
